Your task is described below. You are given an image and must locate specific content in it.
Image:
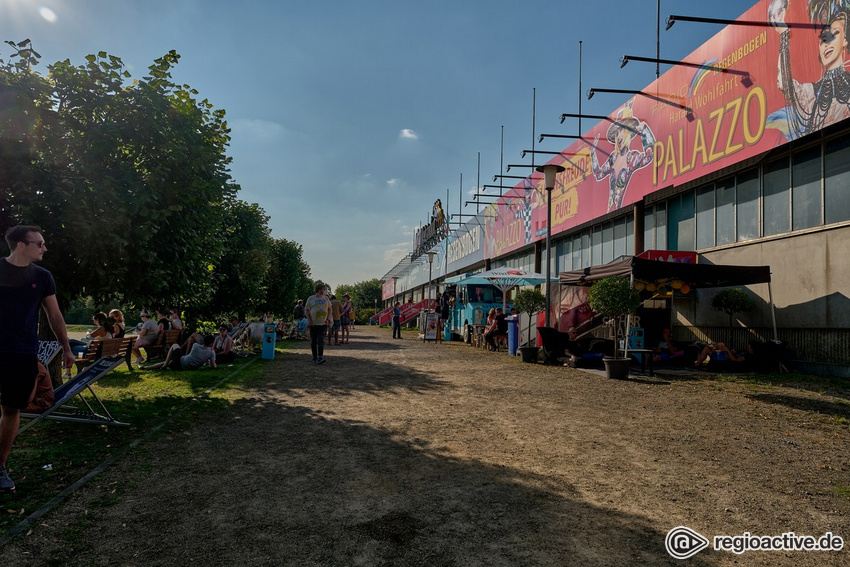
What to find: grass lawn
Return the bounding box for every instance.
[0,346,272,534]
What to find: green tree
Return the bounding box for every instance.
[261,238,313,319]
[513,288,546,345]
[335,279,382,314]
[205,200,271,321]
[587,277,641,343]
[0,43,234,311]
[710,288,754,336]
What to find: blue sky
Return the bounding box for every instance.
[1,0,757,290]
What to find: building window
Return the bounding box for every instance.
[824,135,850,224]
[591,226,602,266]
[763,157,790,236]
[696,185,715,249]
[581,231,591,268]
[625,215,635,256]
[791,144,822,231]
[668,191,695,251]
[655,203,667,250]
[643,206,655,249]
[716,177,736,245]
[737,168,759,241]
[614,216,627,258]
[572,234,582,270]
[602,222,614,263]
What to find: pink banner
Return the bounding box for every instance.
[486,0,845,256]
[382,279,396,301]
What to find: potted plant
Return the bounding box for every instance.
[512,288,547,363]
[587,276,641,379]
[710,288,754,344]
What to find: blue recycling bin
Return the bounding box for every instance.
[443,321,451,342]
[507,316,518,355]
[262,323,276,360]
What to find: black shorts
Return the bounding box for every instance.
[0,353,38,409]
[168,347,185,371]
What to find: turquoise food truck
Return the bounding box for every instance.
[445,282,511,342]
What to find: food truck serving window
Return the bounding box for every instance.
[466,285,504,303]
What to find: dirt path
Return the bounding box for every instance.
[2,326,848,566]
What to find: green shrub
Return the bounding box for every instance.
[587,276,641,342]
[513,288,547,344]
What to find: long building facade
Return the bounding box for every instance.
[381,0,850,376]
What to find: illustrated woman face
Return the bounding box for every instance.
[615,129,634,154]
[819,17,847,70]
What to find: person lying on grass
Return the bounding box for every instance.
[694,340,756,368]
[143,334,217,371]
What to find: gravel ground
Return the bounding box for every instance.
[1,325,848,566]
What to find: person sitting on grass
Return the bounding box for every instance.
[213,324,236,363]
[653,328,684,363]
[562,327,588,368]
[143,334,217,371]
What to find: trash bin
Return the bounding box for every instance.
[507,316,518,356]
[262,323,276,360]
[443,321,451,342]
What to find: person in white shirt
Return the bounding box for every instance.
[304,284,332,364]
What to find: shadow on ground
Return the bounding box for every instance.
[746,392,850,420]
[1,335,724,566]
[5,393,714,567]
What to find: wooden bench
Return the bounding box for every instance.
[75,336,137,373]
[144,328,183,360]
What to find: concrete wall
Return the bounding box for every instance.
[696,224,850,328]
[673,224,850,373]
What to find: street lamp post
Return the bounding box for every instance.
[426,251,437,311]
[425,251,437,341]
[536,163,565,364]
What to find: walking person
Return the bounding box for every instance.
[391,301,402,339]
[292,300,305,323]
[438,290,450,343]
[0,225,75,492]
[340,293,352,344]
[327,294,342,346]
[305,284,332,364]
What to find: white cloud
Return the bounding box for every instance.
[230,118,285,143]
[399,129,418,140]
[39,7,58,23]
[387,178,398,186]
[382,242,411,263]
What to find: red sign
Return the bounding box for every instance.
[381,279,396,301]
[637,250,698,263]
[486,0,844,256]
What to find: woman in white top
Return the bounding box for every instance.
[170,309,184,331]
[132,311,160,364]
[213,324,236,363]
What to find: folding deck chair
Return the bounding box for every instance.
[19,340,136,434]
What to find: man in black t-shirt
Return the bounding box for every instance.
[484,307,508,351]
[0,225,74,492]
